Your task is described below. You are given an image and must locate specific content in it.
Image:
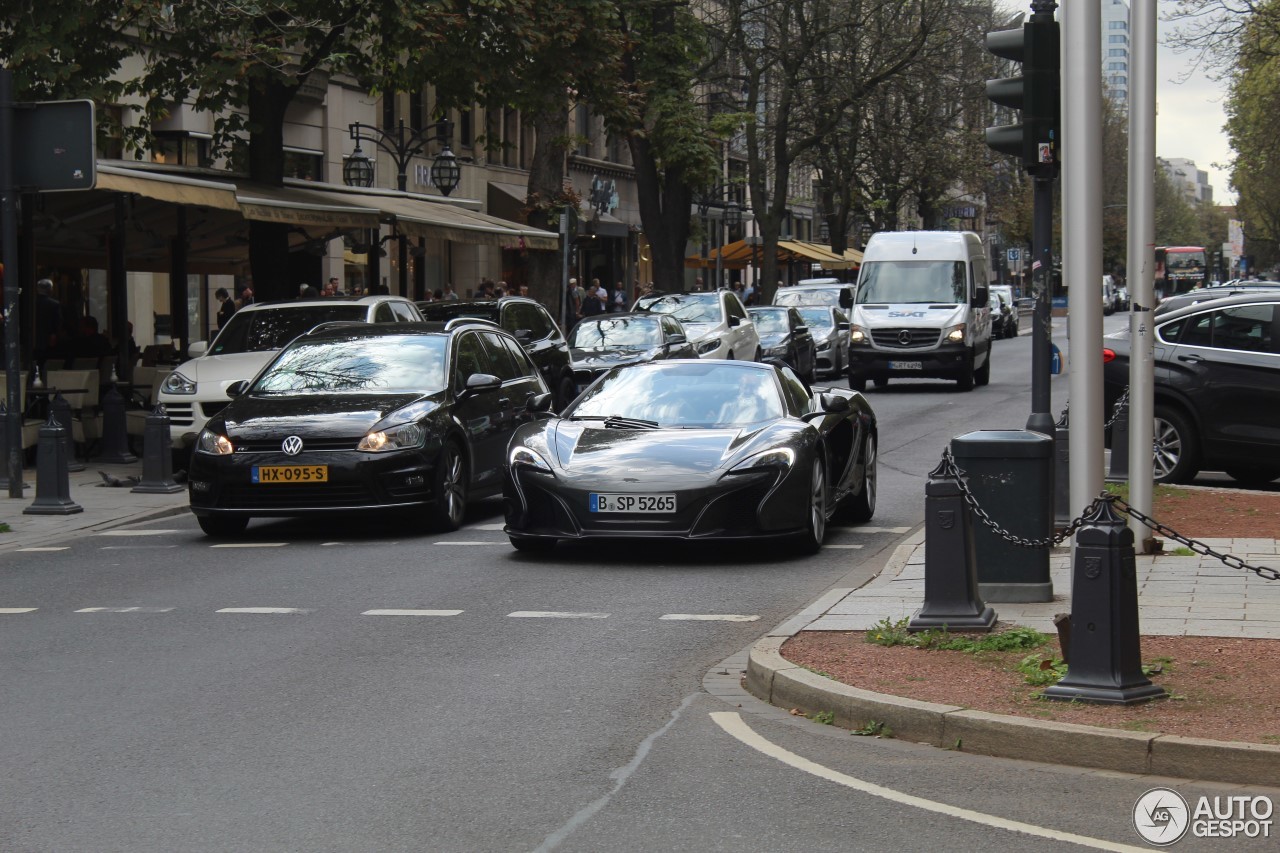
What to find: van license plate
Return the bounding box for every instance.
[889,361,923,370]
[590,493,676,513]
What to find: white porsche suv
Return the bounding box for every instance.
[159,295,422,453]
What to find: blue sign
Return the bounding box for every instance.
[1050,343,1062,375]
[1007,248,1020,262]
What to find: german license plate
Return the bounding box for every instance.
[590,493,676,513]
[252,465,328,484]
[889,361,923,370]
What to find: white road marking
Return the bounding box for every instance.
[321,542,345,547]
[209,543,288,548]
[432,541,500,546]
[362,609,464,617]
[709,712,1148,853]
[823,544,864,550]
[852,526,911,534]
[466,523,507,531]
[508,611,610,619]
[97,530,182,537]
[101,545,179,550]
[75,607,175,613]
[215,607,312,614]
[17,547,69,552]
[659,614,759,622]
[0,608,37,614]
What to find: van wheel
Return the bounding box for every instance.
[975,343,991,386]
[955,353,975,391]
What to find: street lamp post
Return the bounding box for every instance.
[697,187,742,290]
[345,118,461,296]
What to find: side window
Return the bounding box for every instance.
[1179,312,1214,348]
[661,316,682,340]
[725,293,748,320]
[499,304,519,336]
[528,304,554,339]
[1156,317,1187,344]
[391,302,418,323]
[452,333,491,390]
[1213,304,1275,353]
[479,331,521,381]
[777,366,810,414]
[499,334,538,378]
[374,303,396,323]
[789,309,804,329]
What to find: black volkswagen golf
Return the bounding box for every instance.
[188,321,552,537]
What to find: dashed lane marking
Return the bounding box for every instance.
[432,541,502,546]
[75,607,176,613]
[823,544,864,550]
[97,530,183,537]
[17,547,69,552]
[709,713,1147,853]
[466,523,507,531]
[508,611,610,619]
[215,607,312,615]
[0,608,37,614]
[849,526,911,534]
[659,614,759,622]
[101,545,179,550]
[362,609,464,616]
[209,543,288,549]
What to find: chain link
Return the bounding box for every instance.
[936,447,1279,581]
[1057,385,1130,431]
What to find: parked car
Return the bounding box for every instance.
[503,359,877,554]
[989,286,1019,339]
[1154,282,1280,317]
[568,312,697,393]
[1103,292,1280,485]
[188,321,553,537]
[772,280,856,311]
[417,296,577,411]
[632,289,760,361]
[792,305,851,378]
[748,306,817,381]
[160,296,423,455]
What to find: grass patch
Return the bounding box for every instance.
[864,618,1048,654]
[1168,547,1196,557]
[851,720,890,737]
[810,710,835,725]
[1104,482,1187,502]
[0,522,9,534]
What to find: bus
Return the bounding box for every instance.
[1154,246,1209,298]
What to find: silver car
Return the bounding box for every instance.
[793,305,850,378]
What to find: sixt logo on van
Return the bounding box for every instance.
[887,310,927,318]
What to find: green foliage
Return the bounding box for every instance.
[0,523,10,534]
[1018,653,1067,687]
[810,710,835,725]
[863,617,915,647]
[852,720,890,737]
[864,618,1049,654]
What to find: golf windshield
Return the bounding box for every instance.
[856,261,968,304]
[253,335,448,395]
[570,317,662,350]
[570,362,784,428]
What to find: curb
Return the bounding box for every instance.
[743,534,1280,787]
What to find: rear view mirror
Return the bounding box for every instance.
[464,373,502,394]
[794,325,808,334]
[527,392,554,413]
[226,380,248,398]
[839,291,854,309]
[514,329,533,343]
[728,315,742,327]
[666,334,687,346]
[188,341,209,358]
[974,287,989,309]
[821,393,850,413]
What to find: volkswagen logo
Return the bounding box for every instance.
[897,329,913,346]
[282,436,304,456]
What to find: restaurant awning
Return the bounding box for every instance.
[95,163,241,212]
[779,240,859,269]
[236,184,381,231]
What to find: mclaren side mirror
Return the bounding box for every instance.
[226,380,248,398]
[821,393,850,413]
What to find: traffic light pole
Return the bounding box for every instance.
[1026,175,1055,440]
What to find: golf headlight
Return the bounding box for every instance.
[196,429,234,455]
[161,371,197,395]
[696,338,722,355]
[358,422,425,452]
[849,325,869,344]
[509,445,553,473]
[944,323,967,343]
[728,447,795,473]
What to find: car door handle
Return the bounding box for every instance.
[1177,354,1205,364]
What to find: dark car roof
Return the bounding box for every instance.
[1155,289,1280,320]
[300,320,509,343]
[417,296,545,319]
[573,312,663,323]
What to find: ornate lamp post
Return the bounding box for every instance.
[697,187,743,290]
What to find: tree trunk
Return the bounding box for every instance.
[247,77,296,302]
[630,133,693,291]
[525,102,570,322]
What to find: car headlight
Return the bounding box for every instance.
[728,447,795,473]
[849,325,869,344]
[761,345,787,358]
[944,323,967,343]
[196,428,234,455]
[816,341,831,352]
[696,337,722,355]
[357,422,426,452]
[161,371,197,395]
[509,445,553,473]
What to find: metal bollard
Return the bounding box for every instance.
[1053,411,1071,529]
[908,459,996,631]
[0,401,28,491]
[1106,403,1129,482]
[49,392,86,473]
[1040,498,1166,705]
[131,404,184,494]
[24,414,83,515]
[94,383,137,464]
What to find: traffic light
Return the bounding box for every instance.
[985,17,1059,178]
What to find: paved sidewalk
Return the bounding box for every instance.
[747,529,1280,786]
[0,460,191,552]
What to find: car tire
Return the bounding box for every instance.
[873,377,889,389]
[1152,405,1200,484]
[197,515,249,539]
[842,433,877,523]
[955,352,975,391]
[796,457,826,555]
[509,534,557,554]
[428,439,468,531]
[1223,465,1280,487]
[975,342,991,386]
[556,375,578,413]
[849,374,867,392]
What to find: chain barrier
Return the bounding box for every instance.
[1056,385,1130,431]
[937,447,1279,580]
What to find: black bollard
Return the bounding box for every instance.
[1106,403,1129,482]
[48,392,86,474]
[1041,498,1167,705]
[94,383,137,464]
[0,401,28,491]
[24,414,83,515]
[132,403,184,494]
[1053,411,1071,529]
[908,458,996,631]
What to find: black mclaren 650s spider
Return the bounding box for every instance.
[502,358,877,553]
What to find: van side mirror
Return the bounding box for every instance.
[839,291,854,309]
[974,287,989,308]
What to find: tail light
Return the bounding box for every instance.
[1102,348,1116,363]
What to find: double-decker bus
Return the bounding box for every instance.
[1154,246,1209,298]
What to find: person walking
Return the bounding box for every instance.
[566,277,583,328]
[215,287,236,333]
[33,278,62,381]
[581,278,605,317]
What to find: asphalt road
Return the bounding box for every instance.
[3,317,1274,852]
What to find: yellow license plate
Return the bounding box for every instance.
[252,465,328,484]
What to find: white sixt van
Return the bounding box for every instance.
[847,231,993,391]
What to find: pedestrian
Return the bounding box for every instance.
[324,277,341,296]
[33,278,62,382]
[582,278,605,317]
[237,285,255,309]
[444,284,459,301]
[298,283,320,300]
[215,287,236,332]
[742,281,757,306]
[693,276,705,292]
[567,277,583,326]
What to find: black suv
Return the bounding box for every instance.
[418,297,577,410]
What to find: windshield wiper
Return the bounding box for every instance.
[603,415,660,430]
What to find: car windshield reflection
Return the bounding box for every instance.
[210,305,369,355]
[570,317,662,350]
[795,307,833,330]
[569,362,784,428]
[635,293,722,323]
[749,310,790,333]
[252,335,448,395]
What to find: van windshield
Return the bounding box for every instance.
[857,261,967,304]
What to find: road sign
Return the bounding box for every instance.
[1007,248,1020,262]
[1050,343,1062,375]
[12,100,96,191]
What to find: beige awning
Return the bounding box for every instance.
[779,240,859,269]
[236,184,381,230]
[95,164,241,211]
